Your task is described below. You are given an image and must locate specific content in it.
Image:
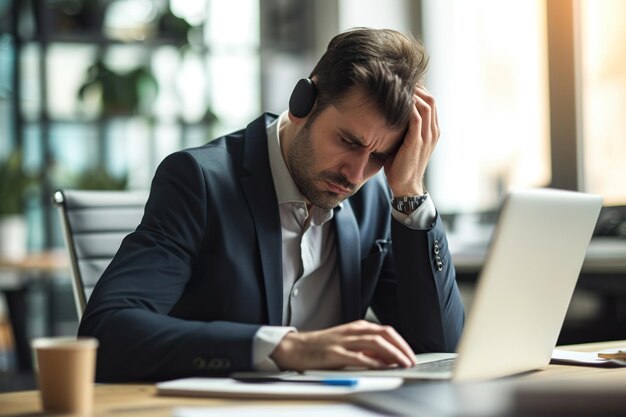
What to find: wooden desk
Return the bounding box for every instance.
[1,341,624,417]
[0,252,69,274]
[0,382,338,417]
[0,251,69,371]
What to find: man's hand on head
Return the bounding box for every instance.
[384,86,440,197]
[270,320,417,372]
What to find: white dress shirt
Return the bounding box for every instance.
[252,111,437,370]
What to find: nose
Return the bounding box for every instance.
[339,150,370,186]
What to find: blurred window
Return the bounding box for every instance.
[422,0,551,213]
[578,0,626,205]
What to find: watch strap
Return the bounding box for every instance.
[391,194,429,214]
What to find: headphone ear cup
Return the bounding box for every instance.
[289,78,317,118]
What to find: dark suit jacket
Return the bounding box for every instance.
[78,113,465,382]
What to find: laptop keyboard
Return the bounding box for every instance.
[412,357,456,373]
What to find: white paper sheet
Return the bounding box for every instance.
[551,349,626,366]
[157,376,403,399]
[173,404,387,417]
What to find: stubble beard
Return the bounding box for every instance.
[286,128,359,210]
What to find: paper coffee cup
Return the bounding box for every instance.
[32,337,99,415]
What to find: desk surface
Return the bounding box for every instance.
[0,251,69,273]
[0,340,624,417]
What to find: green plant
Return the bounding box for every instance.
[0,150,35,216]
[158,7,192,45]
[78,60,158,116]
[75,167,128,191]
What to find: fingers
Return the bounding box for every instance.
[341,320,416,366]
[385,85,440,196]
[412,86,439,146]
[327,347,387,369]
[270,320,417,372]
[343,335,414,368]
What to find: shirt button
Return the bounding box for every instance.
[292,288,299,297]
[404,217,412,225]
[297,207,306,215]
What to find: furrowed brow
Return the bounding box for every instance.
[338,128,396,160]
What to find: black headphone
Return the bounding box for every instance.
[289,78,317,118]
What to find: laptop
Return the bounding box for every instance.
[307,188,602,382]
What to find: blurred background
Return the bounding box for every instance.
[0,0,625,389]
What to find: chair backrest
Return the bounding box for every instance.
[53,189,148,319]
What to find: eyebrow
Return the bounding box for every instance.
[338,128,398,160]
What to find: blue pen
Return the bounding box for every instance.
[234,376,359,387]
[319,378,359,386]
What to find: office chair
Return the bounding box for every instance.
[53,189,148,319]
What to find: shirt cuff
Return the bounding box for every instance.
[253,326,297,371]
[391,194,437,229]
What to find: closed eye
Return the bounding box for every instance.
[339,136,359,148]
[370,153,386,164]
[339,135,388,164]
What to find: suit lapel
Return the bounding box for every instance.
[334,201,361,322]
[240,114,283,326]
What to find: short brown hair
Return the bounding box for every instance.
[309,27,429,129]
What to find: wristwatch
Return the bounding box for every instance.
[391,194,428,215]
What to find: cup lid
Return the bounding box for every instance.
[32,337,99,349]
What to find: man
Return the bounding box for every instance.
[79,28,465,382]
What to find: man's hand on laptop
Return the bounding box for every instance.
[271,320,417,372]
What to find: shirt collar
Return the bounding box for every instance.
[267,111,304,205]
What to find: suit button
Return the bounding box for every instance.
[193,357,206,369]
[208,358,217,369]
